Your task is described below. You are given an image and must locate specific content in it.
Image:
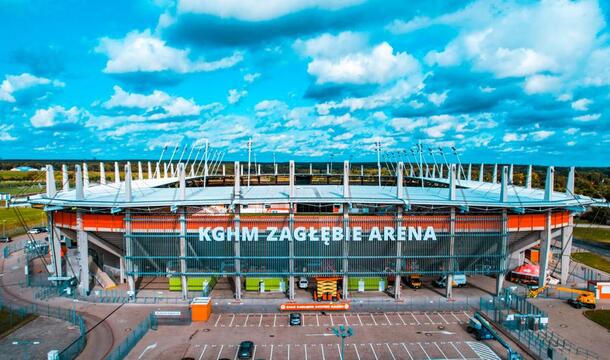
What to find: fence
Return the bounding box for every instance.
[479,288,598,360]
[0,296,87,360]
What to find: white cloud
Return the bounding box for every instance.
[422,0,604,84]
[524,75,561,94]
[0,73,64,102]
[177,0,363,21]
[96,30,243,73]
[0,124,17,141]
[564,128,579,135]
[294,32,368,59]
[243,72,261,83]
[573,113,601,122]
[427,91,448,106]
[30,106,84,128]
[102,86,202,119]
[254,100,287,117]
[227,89,247,104]
[306,42,419,85]
[571,98,592,111]
[503,133,526,142]
[531,130,554,141]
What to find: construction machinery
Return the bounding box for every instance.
[313,277,342,302]
[467,312,523,360]
[529,285,596,309]
[406,274,422,289]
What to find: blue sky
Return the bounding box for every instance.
[1,0,609,165]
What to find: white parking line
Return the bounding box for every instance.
[214,315,221,327]
[344,313,349,326]
[397,313,407,325]
[216,345,224,360]
[369,343,379,360]
[229,315,235,327]
[252,345,257,359]
[233,345,238,360]
[287,344,290,359]
[316,313,320,327]
[411,313,420,325]
[337,344,342,360]
[401,342,414,360]
[258,314,263,327]
[434,342,448,359]
[330,314,334,326]
[353,343,361,360]
[384,313,391,325]
[418,343,430,360]
[437,312,450,324]
[198,344,208,360]
[424,313,434,324]
[386,343,396,360]
[357,313,364,326]
[244,314,250,326]
[450,342,466,359]
[370,314,378,326]
[270,344,274,360]
[302,314,305,326]
[451,313,462,322]
[273,314,277,327]
[304,344,308,360]
[320,343,326,360]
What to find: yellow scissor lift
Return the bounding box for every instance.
[313,277,342,302]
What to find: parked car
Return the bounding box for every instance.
[433,274,467,288]
[27,227,47,234]
[237,341,254,359]
[298,277,308,289]
[0,236,11,243]
[289,313,302,326]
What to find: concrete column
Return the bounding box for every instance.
[234,161,241,198]
[342,204,349,300]
[309,163,313,175]
[500,166,508,202]
[46,165,57,197]
[114,161,120,184]
[544,166,554,201]
[492,164,498,183]
[288,205,295,301]
[48,212,62,277]
[179,207,188,299]
[467,164,472,181]
[125,209,135,296]
[560,215,573,284]
[155,163,161,179]
[76,210,89,295]
[289,160,295,198]
[538,210,552,287]
[479,163,484,182]
[395,206,403,301]
[178,163,185,201]
[83,163,89,188]
[137,162,143,180]
[438,164,442,179]
[508,164,514,184]
[343,161,350,198]
[360,165,364,177]
[163,163,168,178]
[526,165,533,189]
[147,161,152,179]
[99,162,106,185]
[396,162,404,200]
[75,165,84,200]
[222,164,226,176]
[496,209,508,295]
[62,164,69,191]
[124,164,132,202]
[447,207,456,299]
[448,164,456,201]
[274,163,278,175]
[171,163,175,177]
[234,206,242,301]
[257,164,261,176]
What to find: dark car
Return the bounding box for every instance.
[237,341,254,359]
[289,313,302,326]
[0,236,11,243]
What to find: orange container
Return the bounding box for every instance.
[191,297,212,322]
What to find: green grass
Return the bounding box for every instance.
[584,310,610,331]
[0,308,37,338]
[574,227,610,245]
[0,207,46,237]
[571,252,610,273]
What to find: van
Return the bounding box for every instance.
[298,277,308,289]
[433,274,467,288]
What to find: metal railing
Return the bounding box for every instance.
[105,313,156,360]
[479,288,598,360]
[0,296,86,360]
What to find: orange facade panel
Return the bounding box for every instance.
[508,211,570,231]
[82,214,124,231]
[55,211,77,229]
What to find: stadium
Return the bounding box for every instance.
[27,152,600,302]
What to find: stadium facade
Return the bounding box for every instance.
[29,159,599,301]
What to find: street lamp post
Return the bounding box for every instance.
[332,325,353,360]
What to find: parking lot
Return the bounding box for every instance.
[127,311,508,360]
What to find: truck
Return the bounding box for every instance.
[433,274,466,288]
[529,285,596,309]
